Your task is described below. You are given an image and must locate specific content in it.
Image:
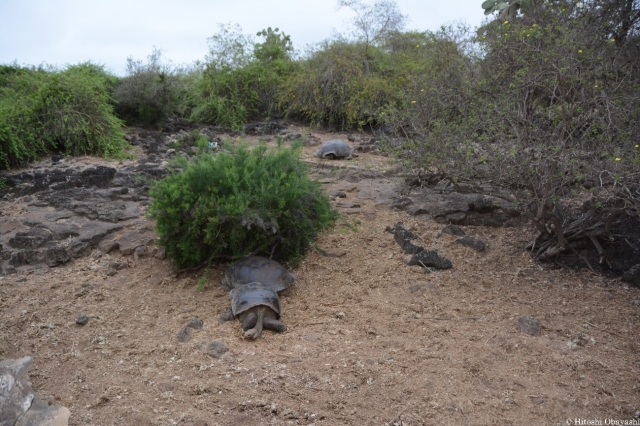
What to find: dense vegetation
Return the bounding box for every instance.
[148,143,338,268]
[0,63,128,169]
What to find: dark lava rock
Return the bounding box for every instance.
[406,249,452,270]
[456,236,486,252]
[442,225,465,236]
[386,222,420,253]
[388,222,453,269]
[68,241,92,258]
[407,205,430,216]
[622,264,640,288]
[98,235,119,254]
[392,197,413,210]
[184,317,203,330]
[106,261,128,276]
[76,312,90,325]
[78,222,124,247]
[219,307,235,323]
[446,212,467,224]
[133,245,149,261]
[176,327,192,342]
[8,253,21,267]
[82,166,117,188]
[518,316,541,336]
[465,214,508,228]
[470,196,498,213]
[430,197,470,218]
[45,244,71,267]
[177,317,205,343]
[118,230,154,255]
[39,222,80,240]
[8,227,52,249]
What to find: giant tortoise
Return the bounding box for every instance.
[220,256,294,339]
[316,139,354,160]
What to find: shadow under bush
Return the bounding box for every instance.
[148,142,338,269]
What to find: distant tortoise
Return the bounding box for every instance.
[220,256,295,339]
[316,139,354,160]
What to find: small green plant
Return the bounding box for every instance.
[181,130,207,146]
[167,140,181,150]
[196,267,211,291]
[167,130,210,152]
[336,216,361,233]
[148,142,338,269]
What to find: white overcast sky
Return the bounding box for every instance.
[0,0,487,76]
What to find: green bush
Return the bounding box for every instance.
[281,40,399,129]
[148,142,338,269]
[384,4,640,192]
[113,48,188,127]
[381,0,640,262]
[189,25,297,128]
[0,63,128,169]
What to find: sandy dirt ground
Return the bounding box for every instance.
[1,130,639,426]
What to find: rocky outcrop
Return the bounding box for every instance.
[396,193,521,228]
[0,357,70,426]
[0,124,233,275]
[0,147,168,275]
[622,264,640,288]
[386,222,452,270]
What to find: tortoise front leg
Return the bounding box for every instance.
[241,312,257,331]
[244,307,265,339]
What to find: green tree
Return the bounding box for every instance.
[113,47,186,127]
[254,27,293,63]
[190,24,296,127]
[337,0,408,48]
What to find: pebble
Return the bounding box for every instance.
[517,316,541,336]
[76,312,89,325]
[204,340,228,358]
[184,317,203,330]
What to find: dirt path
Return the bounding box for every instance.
[1,128,639,425]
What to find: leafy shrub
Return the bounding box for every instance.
[148,142,338,269]
[281,40,400,129]
[384,0,640,264]
[0,63,127,169]
[190,25,297,128]
[113,47,188,127]
[380,25,480,171]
